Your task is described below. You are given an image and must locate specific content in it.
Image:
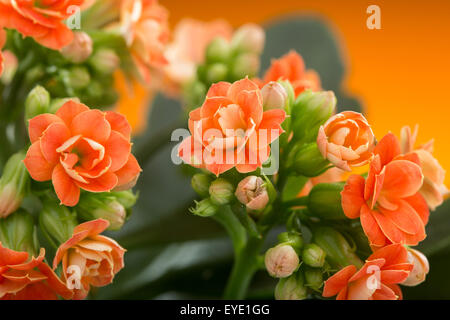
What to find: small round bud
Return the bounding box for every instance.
[206,63,228,84]
[235,176,269,212]
[191,173,213,197]
[302,243,326,267]
[231,24,265,54]
[190,198,218,217]
[205,37,230,63]
[261,81,288,110]
[0,210,38,256]
[265,244,299,278]
[288,142,330,177]
[402,248,429,286]
[230,53,260,79]
[209,178,234,206]
[89,49,120,74]
[25,85,50,121]
[61,31,93,63]
[277,231,303,252]
[275,272,307,300]
[67,66,90,89]
[304,267,323,291]
[307,182,346,220]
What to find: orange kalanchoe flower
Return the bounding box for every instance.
[341,133,429,248]
[119,0,170,83]
[401,125,447,210]
[261,50,321,97]
[24,100,142,206]
[53,219,125,300]
[0,244,73,300]
[178,78,286,176]
[317,111,375,171]
[323,244,413,300]
[0,0,84,50]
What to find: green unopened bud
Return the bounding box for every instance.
[277,231,303,252]
[206,63,228,84]
[231,24,265,54]
[230,53,260,79]
[61,31,93,63]
[109,190,138,209]
[209,178,234,206]
[40,198,77,246]
[1,51,18,85]
[261,81,288,110]
[205,37,230,63]
[0,152,29,218]
[265,244,300,278]
[25,85,50,120]
[302,243,326,267]
[291,90,336,143]
[313,226,363,269]
[307,182,346,220]
[89,49,120,74]
[76,192,127,230]
[275,272,307,300]
[67,66,90,89]
[191,173,213,197]
[0,210,38,256]
[183,80,206,109]
[304,267,323,291]
[189,198,218,217]
[288,142,330,177]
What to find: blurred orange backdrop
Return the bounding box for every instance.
[135,0,450,183]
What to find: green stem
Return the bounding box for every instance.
[213,206,246,254]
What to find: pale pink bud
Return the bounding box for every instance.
[231,23,265,54]
[265,244,299,278]
[402,248,429,286]
[61,32,93,63]
[261,81,288,110]
[235,176,269,211]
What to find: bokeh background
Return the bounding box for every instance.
[100,0,450,299]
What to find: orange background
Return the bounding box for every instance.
[162,0,450,182]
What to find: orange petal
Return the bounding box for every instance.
[382,160,423,198]
[360,205,387,247]
[0,243,28,265]
[73,219,110,238]
[105,111,132,140]
[373,133,401,166]
[75,172,118,193]
[206,81,231,97]
[341,174,365,219]
[34,23,74,50]
[37,263,73,300]
[28,113,64,143]
[236,89,263,126]
[379,200,425,236]
[368,243,408,266]
[55,100,89,126]
[52,163,80,206]
[200,96,233,119]
[23,141,54,181]
[105,130,132,172]
[322,265,357,297]
[71,110,111,144]
[227,77,260,102]
[40,122,71,164]
[114,154,142,190]
[371,283,398,300]
[405,193,429,225]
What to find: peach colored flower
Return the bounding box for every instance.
[323,244,412,300]
[53,219,125,300]
[341,133,429,248]
[235,175,269,211]
[178,78,286,176]
[261,50,321,97]
[317,111,375,171]
[0,0,84,50]
[24,100,142,206]
[119,0,170,83]
[159,18,232,96]
[401,125,447,210]
[0,244,73,300]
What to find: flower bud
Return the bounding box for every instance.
[0,210,38,256]
[291,90,336,143]
[288,142,330,177]
[265,244,300,278]
[89,49,120,74]
[235,176,269,212]
[206,63,228,84]
[304,267,323,291]
[277,231,304,252]
[230,53,260,79]
[183,80,206,109]
[261,81,288,110]
[0,152,29,218]
[109,190,138,209]
[39,198,78,246]
[25,85,50,121]
[209,178,234,206]
[191,173,213,197]
[190,198,218,217]
[313,226,363,269]
[307,182,346,220]
[231,24,265,54]
[67,66,90,89]
[302,243,326,267]
[61,31,93,63]
[76,193,127,231]
[402,248,429,286]
[275,272,307,300]
[1,51,18,85]
[205,37,230,63]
